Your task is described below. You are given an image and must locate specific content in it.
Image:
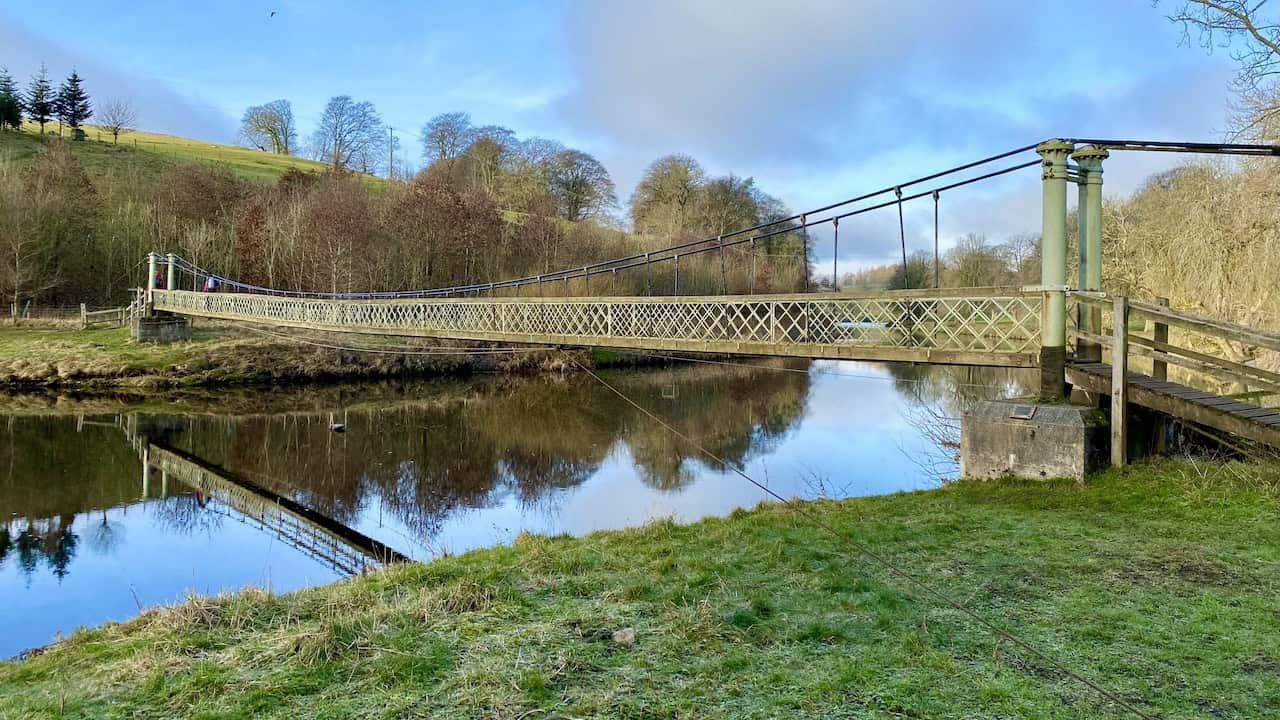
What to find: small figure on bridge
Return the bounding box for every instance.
[154,269,165,290]
[204,275,219,293]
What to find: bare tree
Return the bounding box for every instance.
[1167,1,1280,137]
[547,149,616,222]
[419,112,474,166]
[240,100,297,155]
[98,98,137,144]
[308,96,383,171]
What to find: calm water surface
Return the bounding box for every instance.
[0,360,1031,657]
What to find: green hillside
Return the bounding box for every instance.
[0,122,354,183]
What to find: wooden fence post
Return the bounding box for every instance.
[1111,295,1129,467]
[1152,296,1169,381]
[80,303,87,329]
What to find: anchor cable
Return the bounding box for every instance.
[563,354,1156,720]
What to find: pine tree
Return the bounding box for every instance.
[0,67,22,130]
[25,63,54,134]
[56,69,91,138]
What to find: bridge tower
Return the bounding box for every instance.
[1071,145,1109,362]
[1036,140,1074,401]
[1036,140,1109,399]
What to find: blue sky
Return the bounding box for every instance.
[0,1,1240,270]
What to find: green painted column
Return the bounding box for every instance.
[166,253,177,293]
[1071,145,1108,362]
[146,252,157,293]
[1036,140,1074,401]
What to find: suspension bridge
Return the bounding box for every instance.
[137,138,1280,455]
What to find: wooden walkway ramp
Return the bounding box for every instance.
[1067,362,1280,448]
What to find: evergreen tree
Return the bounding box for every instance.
[0,67,22,130]
[25,64,54,134]
[56,69,91,138]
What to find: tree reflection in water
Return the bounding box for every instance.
[161,362,813,547]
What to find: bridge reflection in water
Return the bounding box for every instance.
[143,443,407,576]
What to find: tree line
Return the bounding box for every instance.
[0,64,92,138]
[0,63,138,144]
[0,131,806,307]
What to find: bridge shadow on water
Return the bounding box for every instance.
[0,359,1035,657]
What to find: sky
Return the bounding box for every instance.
[0,1,1241,272]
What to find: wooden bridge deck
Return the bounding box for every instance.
[1067,362,1280,448]
[153,287,1044,367]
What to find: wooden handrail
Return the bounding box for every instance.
[1073,328,1280,395]
[1071,291,1280,352]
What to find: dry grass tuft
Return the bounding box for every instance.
[420,580,498,617]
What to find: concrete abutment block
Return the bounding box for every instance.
[131,314,191,343]
[960,400,1107,481]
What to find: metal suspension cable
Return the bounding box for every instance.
[163,157,1037,302]
[1067,138,1280,156]
[498,160,1039,285]
[564,353,1155,720]
[161,143,1044,300]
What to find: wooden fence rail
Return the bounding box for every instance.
[1071,292,1280,395]
[1068,292,1280,463]
[80,304,130,329]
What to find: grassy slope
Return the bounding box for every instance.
[2,122,348,183]
[2,460,1277,719]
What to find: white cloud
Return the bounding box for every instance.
[556,0,1238,260]
[0,13,235,141]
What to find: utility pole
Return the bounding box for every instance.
[388,126,395,180]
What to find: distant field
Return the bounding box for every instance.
[0,122,368,184]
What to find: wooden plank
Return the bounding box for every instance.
[1066,364,1280,448]
[1190,396,1247,408]
[1152,297,1169,381]
[1111,296,1128,467]
[1233,407,1280,420]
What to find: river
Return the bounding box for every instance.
[0,359,1032,657]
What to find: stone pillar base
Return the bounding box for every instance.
[131,315,191,343]
[960,400,1107,481]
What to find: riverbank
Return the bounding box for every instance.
[0,325,578,389]
[2,459,1276,719]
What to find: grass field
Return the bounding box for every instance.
[0,122,360,183]
[1,459,1276,718]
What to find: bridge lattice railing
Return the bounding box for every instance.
[154,287,1044,367]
